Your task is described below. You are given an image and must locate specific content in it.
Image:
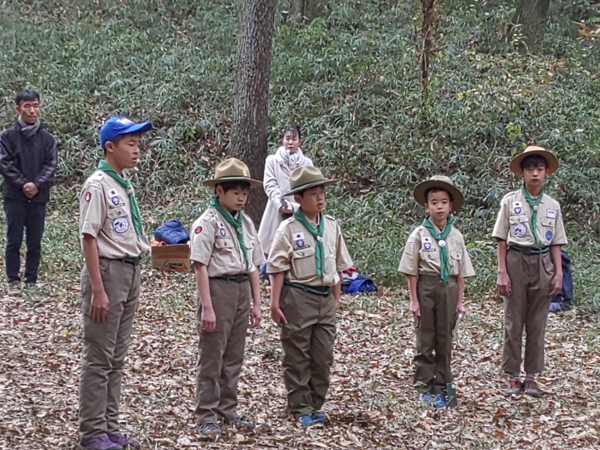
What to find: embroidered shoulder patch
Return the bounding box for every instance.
[84,192,92,202]
[195,226,202,234]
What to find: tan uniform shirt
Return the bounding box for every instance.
[398,225,475,278]
[79,170,150,259]
[267,214,353,287]
[190,207,265,277]
[492,190,568,247]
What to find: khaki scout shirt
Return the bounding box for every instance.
[267,214,353,287]
[492,190,568,247]
[190,207,265,277]
[398,225,475,278]
[79,170,150,259]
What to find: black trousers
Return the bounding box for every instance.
[3,198,47,284]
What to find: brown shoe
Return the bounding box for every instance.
[523,378,541,397]
[504,377,523,396]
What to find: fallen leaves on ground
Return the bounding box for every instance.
[1,274,599,449]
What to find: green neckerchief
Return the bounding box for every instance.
[422,217,453,283]
[97,160,143,236]
[209,196,248,270]
[521,185,543,246]
[293,210,325,277]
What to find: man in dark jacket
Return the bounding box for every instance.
[0,89,58,294]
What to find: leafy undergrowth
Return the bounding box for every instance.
[1,272,599,449]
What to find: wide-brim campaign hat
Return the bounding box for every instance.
[284,166,336,196]
[509,145,559,176]
[202,158,262,188]
[100,116,153,149]
[413,175,464,212]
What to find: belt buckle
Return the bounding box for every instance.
[235,274,245,283]
[522,247,532,256]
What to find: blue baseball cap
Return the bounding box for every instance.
[100,116,153,149]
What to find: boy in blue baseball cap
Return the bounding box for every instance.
[77,117,152,450]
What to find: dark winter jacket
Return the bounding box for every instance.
[0,121,58,203]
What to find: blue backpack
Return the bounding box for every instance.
[154,220,190,245]
[549,250,573,312]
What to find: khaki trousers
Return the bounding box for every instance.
[502,249,554,374]
[195,278,250,423]
[79,259,140,439]
[414,275,458,393]
[279,286,336,417]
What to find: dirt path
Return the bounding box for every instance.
[1,273,599,449]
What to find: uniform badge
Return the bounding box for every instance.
[316,236,323,243]
[547,209,556,219]
[546,230,553,241]
[195,226,202,234]
[512,201,522,215]
[438,240,446,248]
[111,196,120,206]
[112,217,129,233]
[422,236,432,250]
[218,222,225,229]
[293,232,305,241]
[296,239,305,248]
[84,192,92,202]
[220,228,227,237]
[513,224,527,238]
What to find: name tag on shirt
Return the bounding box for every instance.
[547,209,556,219]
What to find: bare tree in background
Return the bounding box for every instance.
[510,0,550,52]
[230,0,277,226]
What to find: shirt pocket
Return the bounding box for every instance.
[291,246,317,280]
[245,237,255,267]
[214,238,234,253]
[419,248,440,262]
[540,218,556,243]
[105,208,133,243]
[450,250,462,273]
[509,214,529,239]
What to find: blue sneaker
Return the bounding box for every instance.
[78,435,124,450]
[433,393,447,408]
[311,411,330,425]
[420,390,435,405]
[298,414,313,428]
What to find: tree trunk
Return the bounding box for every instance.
[289,0,325,20]
[511,0,551,52]
[230,0,276,227]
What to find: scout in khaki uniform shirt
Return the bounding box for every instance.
[78,117,152,450]
[492,146,567,398]
[268,166,353,428]
[190,158,265,440]
[398,175,475,408]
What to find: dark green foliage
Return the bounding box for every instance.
[1,0,599,312]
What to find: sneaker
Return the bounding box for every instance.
[7,281,20,296]
[107,432,140,449]
[298,414,313,428]
[504,377,523,396]
[523,378,541,397]
[433,393,446,408]
[79,435,124,450]
[197,422,224,441]
[311,411,330,425]
[224,416,254,432]
[419,390,435,405]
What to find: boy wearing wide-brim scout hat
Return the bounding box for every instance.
[398,175,475,408]
[492,145,567,398]
[267,165,353,428]
[190,157,265,440]
[78,116,153,450]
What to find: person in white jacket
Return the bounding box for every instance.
[258,125,313,258]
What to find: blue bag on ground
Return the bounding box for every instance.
[341,274,377,295]
[549,250,573,312]
[154,220,190,244]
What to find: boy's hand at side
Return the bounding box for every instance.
[549,273,563,296]
[89,289,110,323]
[270,306,287,326]
[497,270,511,297]
[409,296,421,316]
[456,301,466,316]
[201,307,216,332]
[250,304,262,328]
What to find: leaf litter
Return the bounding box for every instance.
[1,274,599,449]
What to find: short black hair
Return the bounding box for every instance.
[216,180,251,193]
[15,89,40,105]
[520,154,548,171]
[424,187,453,203]
[283,124,301,140]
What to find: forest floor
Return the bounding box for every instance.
[1,272,599,449]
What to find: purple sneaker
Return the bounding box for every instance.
[107,433,141,449]
[79,435,124,450]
